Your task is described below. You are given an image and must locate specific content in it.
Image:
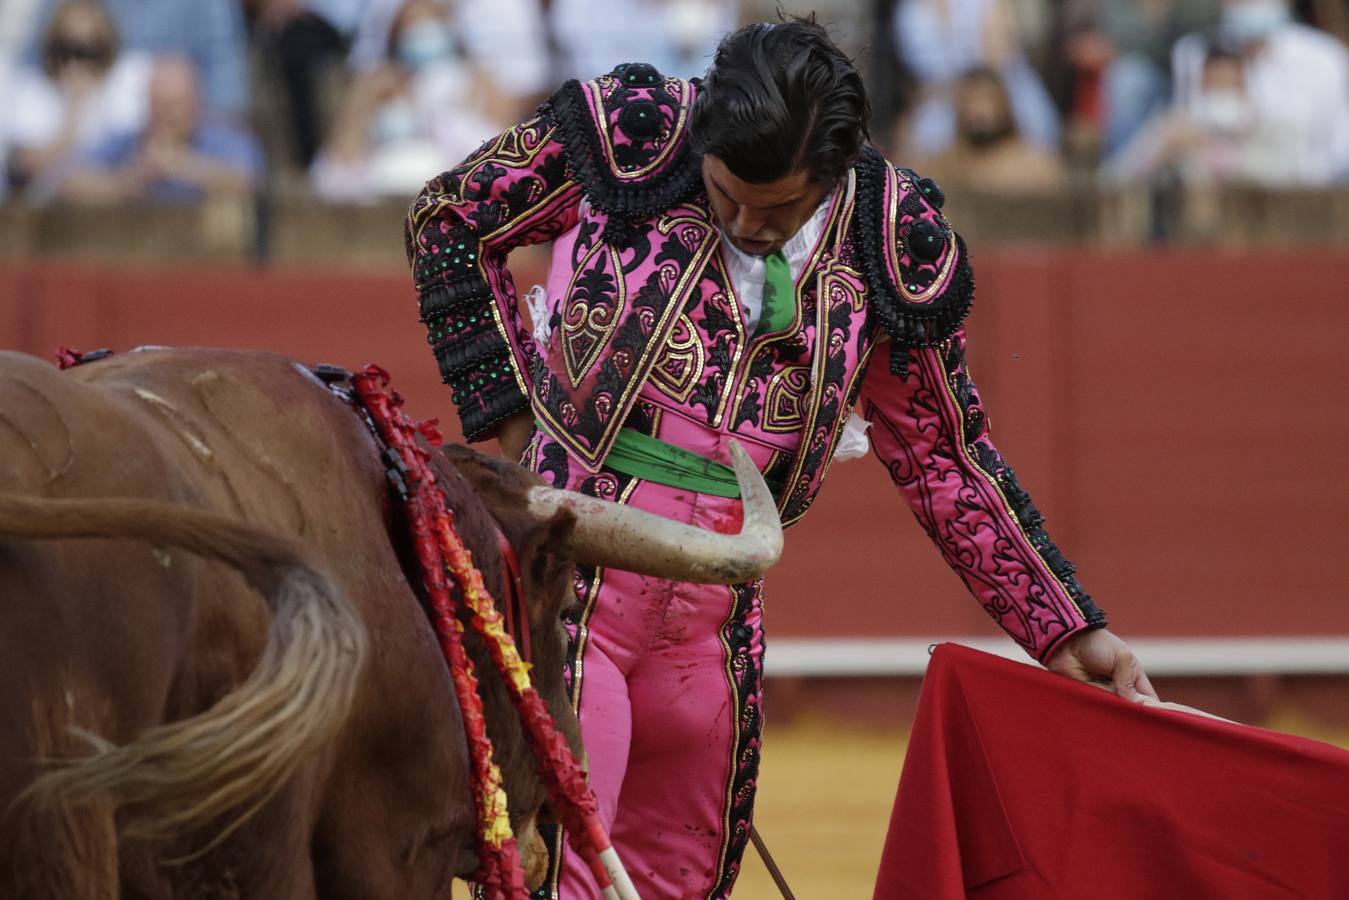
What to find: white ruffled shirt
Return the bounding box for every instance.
[527,195,873,462]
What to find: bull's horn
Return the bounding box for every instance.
[525,440,782,584]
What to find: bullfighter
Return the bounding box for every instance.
[404,18,1157,899]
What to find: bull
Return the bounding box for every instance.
[0,347,781,899]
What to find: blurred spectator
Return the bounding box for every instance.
[59,56,261,203]
[1172,0,1349,183]
[0,0,47,70]
[1062,0,1222,156]
[29,0,250,119]
[892,0,1061,157]
[347,0,548,113]
[0,0,52,193]
[913,66,1066,192]
[1008,0,1056,62]
[250,0,367,168]
[549,0,738,81]
[1104,46,1299,184]
[4,0,151,197]
[311,0,504,201]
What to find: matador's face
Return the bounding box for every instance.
[701,154,832,257]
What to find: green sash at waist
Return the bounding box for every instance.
[605,427,743,498]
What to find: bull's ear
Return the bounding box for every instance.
[522,509,578,627]
[438,443,544,505]
[434,442,579,625]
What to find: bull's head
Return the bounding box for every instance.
[435,441,782,888]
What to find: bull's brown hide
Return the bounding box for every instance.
[0,348,582,899]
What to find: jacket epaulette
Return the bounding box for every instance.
[854,147,975,373]
[540,62,703,243]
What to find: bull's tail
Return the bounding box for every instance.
[0,493,367,846]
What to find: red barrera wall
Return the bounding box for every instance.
[3,249,1346,641]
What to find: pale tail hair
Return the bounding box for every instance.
[0,493,368,848]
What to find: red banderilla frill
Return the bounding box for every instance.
[351,365,633,900]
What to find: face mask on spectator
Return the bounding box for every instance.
[963,120,1016,149]
[1222,0,1291,46]
[50,38,111,68]
[396,21,453,71]
[1192,89,1254,135]
[373,99,421,144]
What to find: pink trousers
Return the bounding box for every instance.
[530,429,770,900]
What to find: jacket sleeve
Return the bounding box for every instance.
[405,114,583,441]
[856,328,1107,662]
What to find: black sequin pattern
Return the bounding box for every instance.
[408,116,575,440]
[708,579,765,900]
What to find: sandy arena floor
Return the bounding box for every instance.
[733,718,906,899]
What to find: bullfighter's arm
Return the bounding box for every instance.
[856,330,1108,664]
[405,115,583,442]
[848,154,1106,664]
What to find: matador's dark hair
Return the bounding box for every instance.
[690,15,871,186]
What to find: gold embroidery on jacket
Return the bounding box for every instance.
[775,171,860,521]
[761,366,811,434]
[532,207,716,471]
[561,242,625,388]
[648,312,705,403]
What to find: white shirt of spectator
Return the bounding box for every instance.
[312,57,503,202]
[5,51,152,160]
[0,0,49,190]
[528,191,873,462]
[1172,22,1349,184]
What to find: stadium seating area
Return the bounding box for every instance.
[1,0,1346,267]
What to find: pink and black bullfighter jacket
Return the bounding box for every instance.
[405,63,1107,661]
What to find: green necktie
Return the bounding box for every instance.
[755,250,796,338]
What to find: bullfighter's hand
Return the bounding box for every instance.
[1044,627,1158,703]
